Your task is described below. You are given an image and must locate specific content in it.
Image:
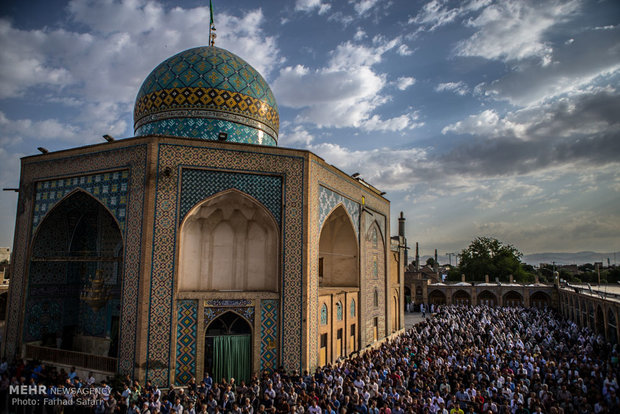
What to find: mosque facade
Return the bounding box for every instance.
[4,46,407,386]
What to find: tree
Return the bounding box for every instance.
[457,237,533,282]
[426,257,435,267]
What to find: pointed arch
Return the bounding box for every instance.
[596,305,605,335]
[336,301,343,321]
[320,202,357,235]
[320,303,328,325]
[32,188,124,250]
[178,189,280,292]
[26,190,123,356]
[452,289,471,306]
[205,310,253,335]
[366,220,385,247]
[477,290,497,306]
[318,204,359,287]
[530,291,551,309]
[428,289,446,305]
[204,311,252,383]
[607,308,617,344]
[503,291,523,307]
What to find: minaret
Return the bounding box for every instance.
[398,212,407,264]
[434,249,439,274]
[415,242,420,271]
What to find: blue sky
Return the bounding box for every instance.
[0,0,619,256]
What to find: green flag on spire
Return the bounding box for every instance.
[210,0,214,26]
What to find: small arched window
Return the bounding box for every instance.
[350,299,356,317]
[336,302,343,321]
[372,255,378,278]
[374,289,379,307]
[371,227,378,248]
[320,304,328,325]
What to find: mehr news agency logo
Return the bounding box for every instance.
[9,384,110,406]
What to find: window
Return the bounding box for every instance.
[320,333,327,348]
[336,302,343,321]
[372,255,378,278]
[371,227,378,248]
[320,304,328,325]
[350,299,356,317]
[374,289,379,307]
[318,257,324,283]
[373,317,378,341]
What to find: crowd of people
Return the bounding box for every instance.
[1,305,618,413]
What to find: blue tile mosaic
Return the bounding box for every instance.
[318,186,360,237]
[32,171,129,233]
[180,169,282,226]
[176,300,198,385]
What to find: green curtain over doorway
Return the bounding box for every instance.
[212,335,251,382]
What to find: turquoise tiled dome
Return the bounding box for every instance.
[134,46,279,146]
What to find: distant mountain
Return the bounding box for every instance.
[418,252,619,267]
[522,252,618,266]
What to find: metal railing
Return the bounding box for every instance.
[25,344,117,373]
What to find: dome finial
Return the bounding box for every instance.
[209,0,217,46]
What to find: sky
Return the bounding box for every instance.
[0,0,619,258]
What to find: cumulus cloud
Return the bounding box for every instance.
[396,76,416,91]
[396,44,413,56]
[308,142,430,191]
[0,20,74,98]
[477,26,620,106]
[279,125,315,146]
[353,0,380,15]
[441,88,620,176]
[435,81,469,95]
[295,0,331,15]
[0,110,126,145]
[0,1,279,139]
[411,0,582,66]
[297,87,620,201]
[454,0,580,63]
[273,37,420,130]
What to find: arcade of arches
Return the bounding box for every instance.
[559,289,619,344]
[410,281,619,344]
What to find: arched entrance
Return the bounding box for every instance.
[453,290,471,306]
[530,291,550,309]
[503,291,523,307]
[205,312,252,383]
[0,292,7,321]
[26,191,122,357]
[596,305,605,336]
[428,290,446,305]
[580,299,587,326]
[319,205,359,287]
[392,295,399,333]
[607,309,617,344]
[318,205,359,363]
[178,190,280,381]
[404,286,411,308]
[478,290,497,306]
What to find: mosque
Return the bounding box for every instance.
[4,45,407,386]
